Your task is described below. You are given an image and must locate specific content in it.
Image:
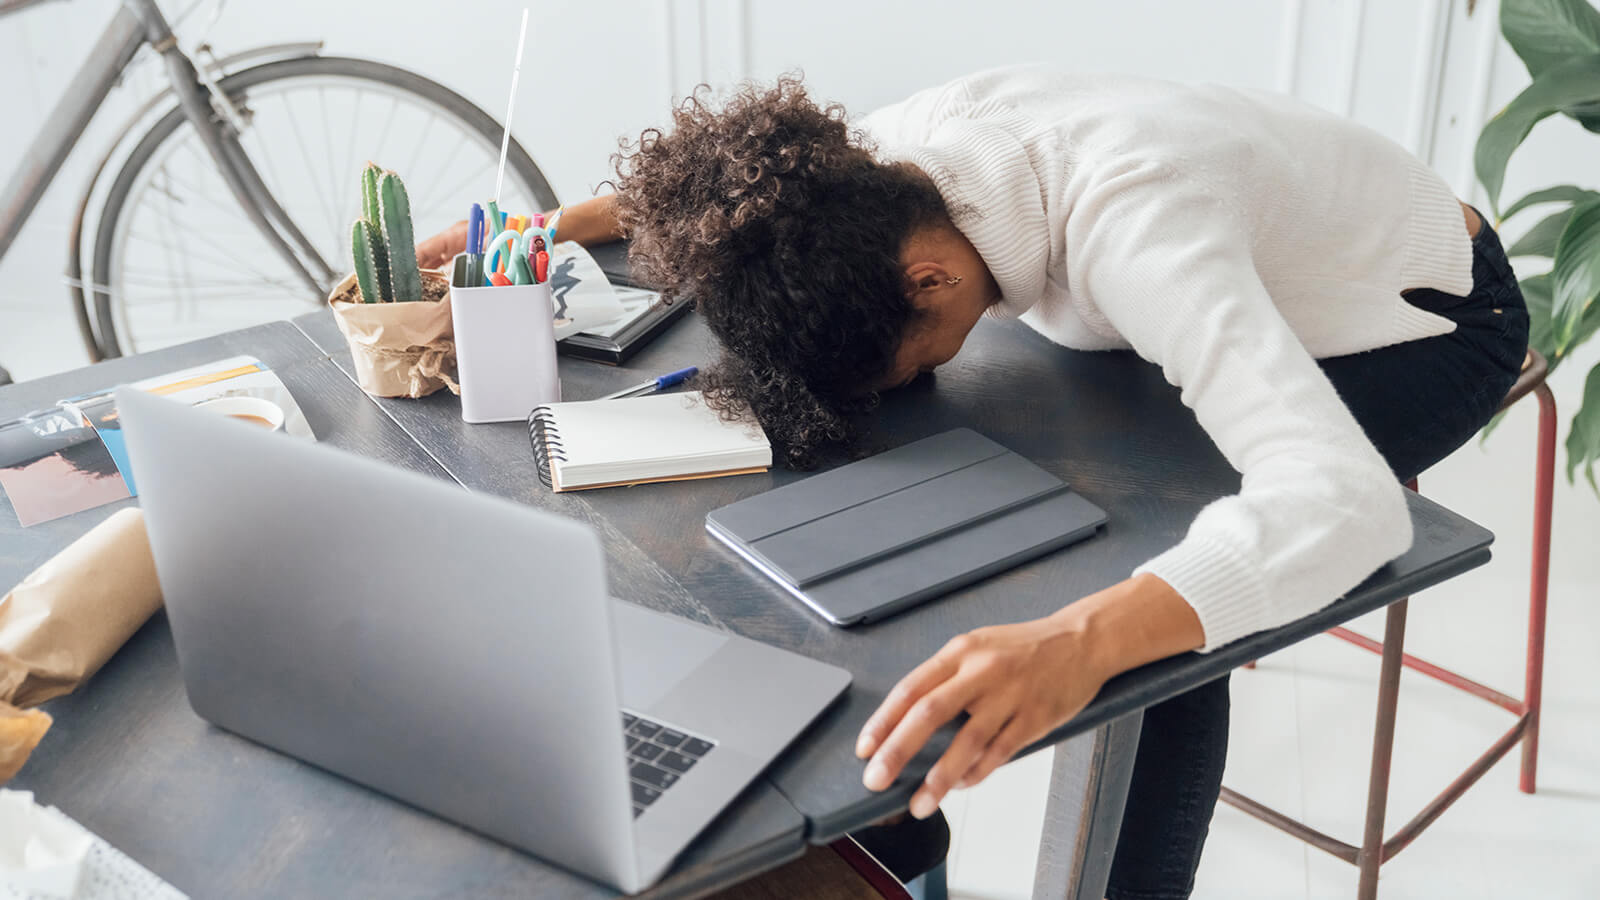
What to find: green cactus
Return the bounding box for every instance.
[355,164,393,302]
[351,219,383,304]
[379,172,422,301]
[348,164,423,302]
[361,163,381,229]
[371,227,393,301]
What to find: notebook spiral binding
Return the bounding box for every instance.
[527,405,567,489]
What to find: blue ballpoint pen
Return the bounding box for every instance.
[600,367,700,400]
[464,203,484,287]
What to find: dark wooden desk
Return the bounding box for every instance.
[294,307,1492,897]
[0,322,809,900]
[0,311,1493,900]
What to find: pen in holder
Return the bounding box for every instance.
[449,253,560,423]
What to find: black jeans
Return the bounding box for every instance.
[1104,219,1530,900]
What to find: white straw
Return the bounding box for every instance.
[491,7,531,204]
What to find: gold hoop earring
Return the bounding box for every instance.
[945,276,963,285]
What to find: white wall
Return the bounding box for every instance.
[2,0,1595,586]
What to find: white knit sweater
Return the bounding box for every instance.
[861,66,1474,651]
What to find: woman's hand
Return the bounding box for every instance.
[855,610,1110,819]
[855,573,1206,819]
[416,220,468,270]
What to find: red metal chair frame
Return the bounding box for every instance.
[1222,350,1556,900]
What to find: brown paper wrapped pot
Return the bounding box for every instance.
[328,269,459,399]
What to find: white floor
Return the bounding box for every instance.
[3,224,1598,899]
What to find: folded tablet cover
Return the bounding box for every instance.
[705,429,1107,625]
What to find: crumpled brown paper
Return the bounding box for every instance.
[0,507,163,709]
[0,507,161,784]
[0,705,50,784]
[329,270,461,399]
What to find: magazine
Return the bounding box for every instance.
[0,356,313,527]
[558,287,692,365]
[546,241,626,340]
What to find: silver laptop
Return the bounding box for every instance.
[115,387,850,894]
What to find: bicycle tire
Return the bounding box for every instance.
[90,55,560,359]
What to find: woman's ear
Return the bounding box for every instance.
[902,261,951,307]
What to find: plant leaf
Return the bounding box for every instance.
[1522,274,1559,366]
[1487,273,1559,445]
[1564,362,1600,493]
[1566,278,1600,359]
[1502,185,1600,221]
[1566,98,1600,133]
[1508,207,1575,257]
[1474,54,1600,214]
[1480,408,1509,442]
[1500,1,1600,132]
[1550,197,1600,351]
[1502,0,1600,77]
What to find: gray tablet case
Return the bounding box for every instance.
[705,428,1108,625]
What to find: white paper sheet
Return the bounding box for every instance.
[0,791,185,900]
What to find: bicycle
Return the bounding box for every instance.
[0,0,559,374]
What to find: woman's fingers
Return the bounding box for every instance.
[955,714,1037,790]
[853,615,1110,821]
[856,652,960,760]
[909,704,1012,818]
[862,675,980,793]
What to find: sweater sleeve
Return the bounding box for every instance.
[1064,160,1415,651]
[859,81,972,153]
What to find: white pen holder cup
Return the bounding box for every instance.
[449,267,561,424]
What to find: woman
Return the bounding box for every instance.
[420,66,1527,898]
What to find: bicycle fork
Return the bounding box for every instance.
[125,0,336,310]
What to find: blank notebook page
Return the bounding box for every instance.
[543,391,771,488]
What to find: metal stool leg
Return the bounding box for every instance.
[1357,599,1409,900]
[1227,443,1552,890]
[1521,382,1556,794]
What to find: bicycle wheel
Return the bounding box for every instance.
[92,55,560,357]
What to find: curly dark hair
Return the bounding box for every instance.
[611,75,950,468]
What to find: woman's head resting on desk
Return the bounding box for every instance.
[612,75,1001,468]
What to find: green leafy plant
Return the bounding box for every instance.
[350,162,422,303]
[1476,0,1600,493]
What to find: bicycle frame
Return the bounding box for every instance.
[0,1,145,260]
[0,0,334,301]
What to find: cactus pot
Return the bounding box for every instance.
[327,268,457,398]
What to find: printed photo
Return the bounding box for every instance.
[0,408,132,527]
[546,242,627,339]
[582,287,664,340]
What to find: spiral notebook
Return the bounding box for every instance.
[528,391,772,492]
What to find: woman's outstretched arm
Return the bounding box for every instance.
[855,573,1204,819]
[551,193,623,246]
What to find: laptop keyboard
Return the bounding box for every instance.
[623,711,717,817]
